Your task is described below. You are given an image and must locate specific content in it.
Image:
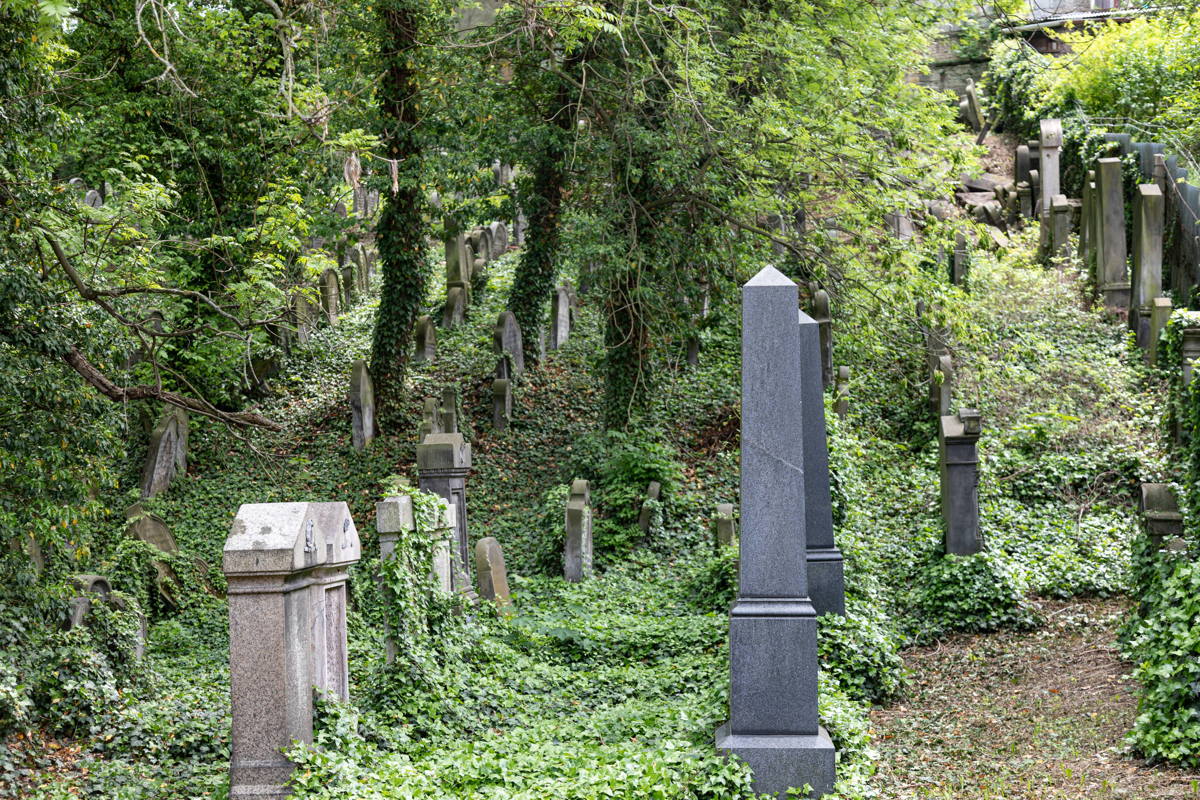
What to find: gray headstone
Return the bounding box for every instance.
[637,480,662,533]
[319,269,341,324]
[83,189,102,208]
[492,377,511,430]
[939,409,982,555]
[443,287,466,327]
[349,361,375,451]
[715,503,737,549]
[474,537,511,608]
[1050,194,1072,264]
[550,285,572,350]
[1097,158,1129,310]
[1015,145,1032,186]
[478,228,494,265]
[340,261,356,307]
[1139,483,1182,551]
[1148,297,1173,366]
[493,311,525,376]
[225,503,361,800]
[1038,120,1062,215]
[934,353,954,416]
[1132,185,1164,347]
[809,290,833,388]
[125,504,178,554]
[798,311,845,617]
[1018,182,1033,220]
[715,266,835,798]
[419,397,442,444]
[564,480,593,582]
[488,221,508,257]
[140,407,188,498]
[414,315,437,363]
[416,434,472,589]
[439,387,458,435]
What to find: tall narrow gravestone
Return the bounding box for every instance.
[492,377,512,430]
[715,266,835,799]
[834,366,850,419]
[141,407,188,498]
[1051,194,1072,264]
[1038,120,1062,216]
[810,290,834,388]
[494,311,525,376]
[1132,185,1164,348]
[349,360,375,451]
[715,503,737,550]
[414,315,437,363]
[798,310,845,617]
[939,409,983,555]
[564,479,593,582]
[1148,297,1173,366]
[224,503,361,800]
[320,269,340,324]
[475,537,512,608]
[416,433,472,590]
[637,481,662,533]
[550,285,572,350]
[933,354,954,417]
[1097,158,1130,310]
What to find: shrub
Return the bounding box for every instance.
[905,551,1039,643]
[818,604,905,704]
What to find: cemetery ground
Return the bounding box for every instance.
[7,227,1196,799]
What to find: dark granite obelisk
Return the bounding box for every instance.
[716,266,836,798]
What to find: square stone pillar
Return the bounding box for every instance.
[1051,194,1072,264]
[1038,120,1062,216]
[1132,185,1164,347]
[224,502,361,800]
[564,479,593,582]
[1097,158,1130,310]
[416,433,472,590]
[715,266,835,799]
[939,410,983,556]
[799,310,845,617]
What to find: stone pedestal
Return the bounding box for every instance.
[1097,158,1130,310]
[417,433,472,590]
[224,503,361,800]
[798,311,845,617]
[564,480,593,582]
[1132,185,1164,346]
[1139,483,1183,551]
[716,266,835,799]
[939,410,982,555]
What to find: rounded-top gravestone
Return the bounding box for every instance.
[493,311,525,376]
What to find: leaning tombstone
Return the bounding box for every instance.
[443,286,467,327]
[1131,185,1164,347]
[414,315,437,363]
[474,537,512,609]
[1148,297,1173,366]
[125,503,178,554]
[1139,483,1183,551]
[637,481,662,533]
[715,265,835,798]
[798,309,846,616]
[564,480,593,582]
[349,360,375,451]
[319,269,341,324]
[416,434,471,590]
[493,311,525,376]
[550,285,572,350]
[492,377,512,431]
[715,503,737,550]
[939,409,983,556]
[224,502,361,800]
[140,406,188,498]
[1097,158,1130,310]
[834,366,850,419]
[810,289,834,388]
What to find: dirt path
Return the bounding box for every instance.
[870,598,1199,799]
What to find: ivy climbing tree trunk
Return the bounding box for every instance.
[371,0,430,417]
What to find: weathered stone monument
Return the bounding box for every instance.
[1132,185,1164,347]
[933,353,954,416]
[564,479,593,582]
[224,502,361,800]
[84,189,103,209]
[952,233,969,286]
[1050,194,1072,263]
[1148,297,1173,366]
[475,537,512,608]
[637,481,662,533]
[834,366,850,419]
[715,503,737,550]
[419,398,441,444]
[798,310,845,617]
[1139,483,1184,550]
[416,433,471,589]
[488,221,508,257]
[715,266,835,798]
[125,503,178,554]
[1038,119,1062,216]
[550,285,572,350]
[349,360,375,451]
[443,286,467,327]
[810,290,834,388]
[493,311,525,376]
[319,269,340,324]
[1097,158,1130,310]
[414,315,437,363]
[492,376,511,430]
[140,406,188,498]
[939,409,982,556]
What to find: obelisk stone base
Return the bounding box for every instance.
[805,551,845,617]
[716,724,836,799]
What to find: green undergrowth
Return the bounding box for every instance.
[7,223,1168,798]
